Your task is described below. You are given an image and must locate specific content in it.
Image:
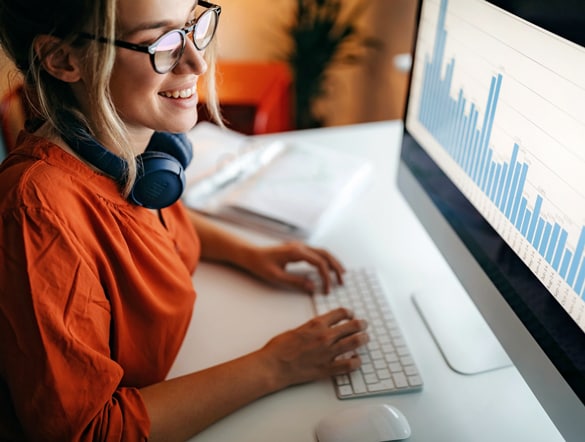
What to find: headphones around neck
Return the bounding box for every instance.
[60,120,193,209]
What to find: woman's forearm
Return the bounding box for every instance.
[140,307,367,442]
[187,209,258,269]
[140,348,279,442]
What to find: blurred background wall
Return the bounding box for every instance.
[215,0,418,125]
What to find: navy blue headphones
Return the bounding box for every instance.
[60,119,193,209]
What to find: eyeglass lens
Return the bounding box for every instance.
[193,11,216,48]
[154,32,184,73]
[153,10,217,73]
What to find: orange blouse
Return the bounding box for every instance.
[0,133,200,441]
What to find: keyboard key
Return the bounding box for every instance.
[338,385,354,397]
[349,370,367,394]
[392,372,409,388]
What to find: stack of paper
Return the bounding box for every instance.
[183,122,372,238]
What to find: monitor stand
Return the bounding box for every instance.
[412,288,512,375]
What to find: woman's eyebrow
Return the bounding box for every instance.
[187,1,199,21]
[124,20,174,34]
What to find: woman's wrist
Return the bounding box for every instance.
[224,241,258,273]
[252,345,291,393]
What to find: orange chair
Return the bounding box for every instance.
[0,83,25,153]
[199,61,293,135]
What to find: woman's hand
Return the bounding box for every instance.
[141,308,368,440]
[241,241,345,293]
[187,211,342,292]
[261,308,369,389]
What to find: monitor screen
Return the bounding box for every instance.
[398,0,585,439]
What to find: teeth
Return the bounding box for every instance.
[160,86,196,99]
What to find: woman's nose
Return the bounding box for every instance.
[173,37,208,75]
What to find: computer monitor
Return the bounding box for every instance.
[398,0,585,440]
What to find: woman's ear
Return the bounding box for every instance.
[33,35,83,83]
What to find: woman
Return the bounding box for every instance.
[0,0,369,440]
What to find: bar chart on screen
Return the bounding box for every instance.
[406,0,585,329]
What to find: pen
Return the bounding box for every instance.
[228,205,301,233]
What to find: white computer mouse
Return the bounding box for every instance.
[315,403,411,442]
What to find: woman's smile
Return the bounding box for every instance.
[159,85,197,99]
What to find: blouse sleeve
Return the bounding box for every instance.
[0,206,150,441]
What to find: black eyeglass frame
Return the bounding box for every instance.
[79,1,221,74]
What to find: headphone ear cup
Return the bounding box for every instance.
[146,132,193,169]
[60,113,193,209]
[130,151,186,209]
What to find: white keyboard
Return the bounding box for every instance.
[311,268,423,399]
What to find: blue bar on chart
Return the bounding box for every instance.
[418,0,585,298]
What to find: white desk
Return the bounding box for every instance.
[168,121,564,441]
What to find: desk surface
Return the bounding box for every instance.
[168,121,564,442]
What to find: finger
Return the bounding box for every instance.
[331,318,369,343]
[299,249,338,294]
[274,270,316,293]
[314,247,346,285]
[281,243,345,293]
[329,354,362,375]
[317,307,355,326]
[303,245,345,274]
[332,330,370,356]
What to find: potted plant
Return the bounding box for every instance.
[283,0,380,129]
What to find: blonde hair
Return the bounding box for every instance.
[0,0,221,197]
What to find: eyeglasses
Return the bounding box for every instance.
[79,1,221,74]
